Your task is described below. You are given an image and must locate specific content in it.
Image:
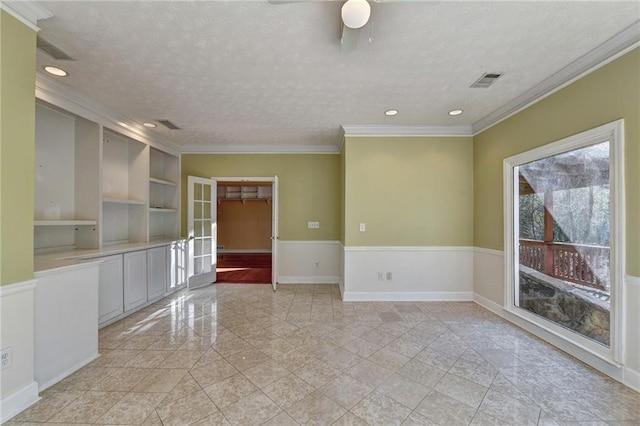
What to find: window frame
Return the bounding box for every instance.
[503,119,625,365]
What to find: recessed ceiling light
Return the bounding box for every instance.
[143,122,157,128]
[449,109,463,116]
[43,65,68,77]
[385,109,399,116]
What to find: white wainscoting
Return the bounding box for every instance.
[473,247,505,307]
[0,279,40,423]
[34,263,100,391]
[277,241,341,284]
[624,275,640,391]
[342,246,473,301]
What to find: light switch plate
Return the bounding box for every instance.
[359,223,366,232]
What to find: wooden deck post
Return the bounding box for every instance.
[543,191,554,276]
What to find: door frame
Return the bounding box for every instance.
[213,176,279,290]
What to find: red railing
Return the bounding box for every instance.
[519,240,609,292]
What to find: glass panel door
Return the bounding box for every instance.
[188,176,216,288]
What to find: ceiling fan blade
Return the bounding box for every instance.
[341,25,360,51]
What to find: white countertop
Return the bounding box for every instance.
[35,238,186,274]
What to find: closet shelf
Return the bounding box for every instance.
[149,177,177,187]
[103,197,146,205]
[35,219,97,226]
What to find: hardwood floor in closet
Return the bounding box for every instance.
[216,253,272,284]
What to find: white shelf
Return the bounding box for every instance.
[149,208,178,213]
[103,197,146,206]
[35,220,97,226]
[149,177,177,187]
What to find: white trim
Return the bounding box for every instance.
[0,381,40,424]
[38,354,98,392]
[345,246,474,252]
[624,366,640,393]
[0,1,52,31]
[473,22,640,135]
[0,279,37,298]
[342,125,473,138]
[278,276,340,284]
[472,292,504,317]
[626,275,640,288]
[181,144,340,154]
[280,240,342,246]
[343,291,473,302]
[35,74,181,156]
[473,247,503,257]
[503,119,625,364]
[218,249,271,254]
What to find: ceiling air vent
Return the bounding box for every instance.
[157,120,181,130]
[470,72,503,88]
[37,36,74,61]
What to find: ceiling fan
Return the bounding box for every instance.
[269,0,374,51]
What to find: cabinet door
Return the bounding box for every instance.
[98,254,124,325]
[124,250,147,312]
[147,246,167,301]
[169,240,187,291]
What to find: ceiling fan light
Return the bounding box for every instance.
[341,0,371,29]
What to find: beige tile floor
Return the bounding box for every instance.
[7,284,640,426]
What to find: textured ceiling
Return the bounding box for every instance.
[33,1,640,150]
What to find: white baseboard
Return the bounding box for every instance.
[0,381,40,424]
[472,292,504,316]
[38,353,99,392]
[278,276,340,284]
[343,291,473,302]
[624,366,640,393]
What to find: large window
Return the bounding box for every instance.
[504,120,624,363]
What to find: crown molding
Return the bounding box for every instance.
[0,0,52,31]
[36,72,182,155]
[472,21,640,135]
[181,144,340,154]
[341,124,473,137]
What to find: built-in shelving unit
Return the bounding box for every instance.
[149,147,179,241]
[217,185,272,204]
[34,102,100,253]
[34,98,181,253]
[102,129,148,246]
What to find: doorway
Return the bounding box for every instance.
[216,181,273,284]
[213,177,279,290]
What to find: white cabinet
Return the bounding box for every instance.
[124,250,147,312]
[98,255,124,325]
[147,246,167,300]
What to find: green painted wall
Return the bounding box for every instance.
[181,154,340,241]
[474,48,640,276]
[344,136,474,246]
[0,12,36,285]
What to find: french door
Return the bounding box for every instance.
[187,176,216,288]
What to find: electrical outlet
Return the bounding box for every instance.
[1,347,12,370]
[378,272,384,281]
[359,223,366,232]
[308,221,320,229]
[386,272,393,281]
